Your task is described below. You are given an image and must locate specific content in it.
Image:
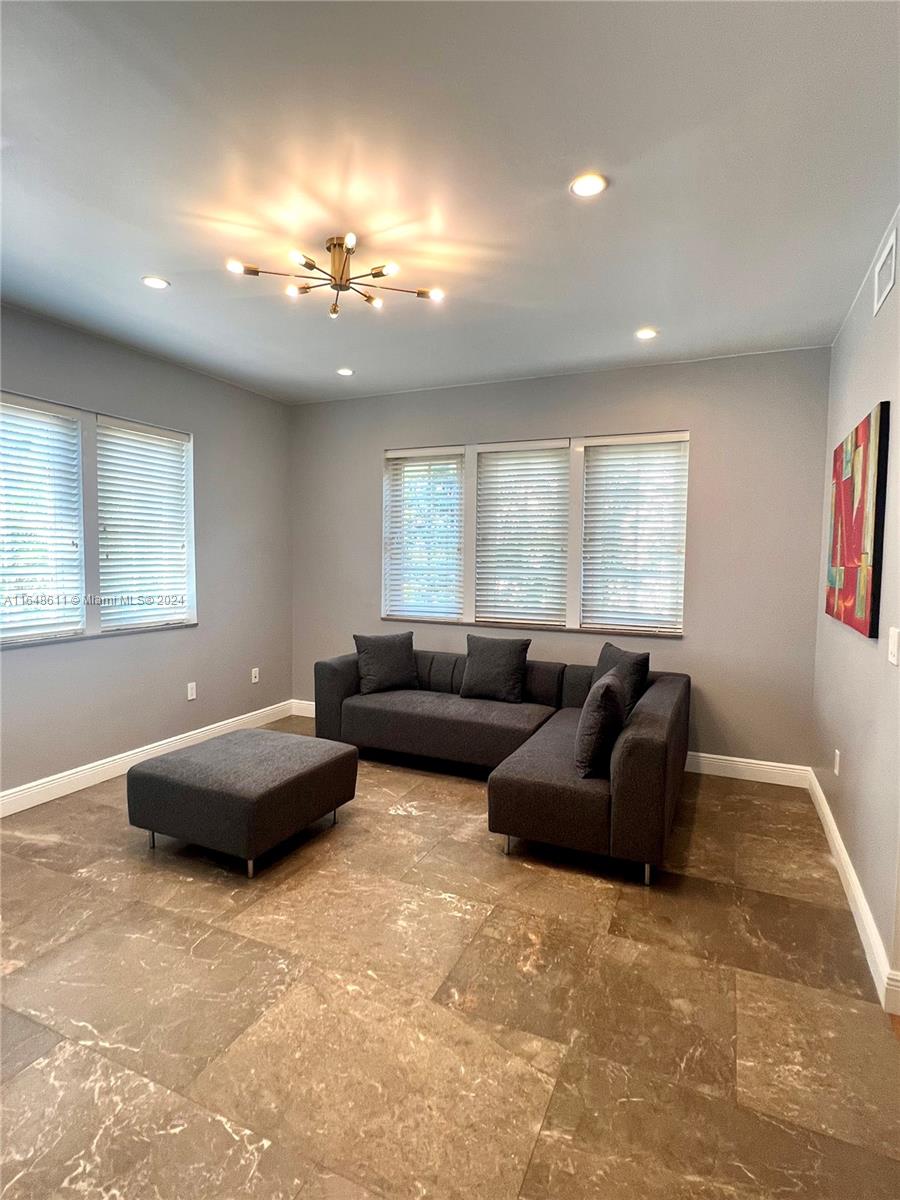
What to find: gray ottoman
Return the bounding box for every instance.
[127,729,358,877]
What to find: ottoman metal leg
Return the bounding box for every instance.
[644,863,651,886]
[247,859,255,880]
[148,831,156,850]
[333,808,337,826]
[504,835,511,856]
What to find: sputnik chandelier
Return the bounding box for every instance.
[226,232,444,318]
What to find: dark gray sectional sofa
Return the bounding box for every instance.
[314,647,690,875]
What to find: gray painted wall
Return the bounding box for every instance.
[0,307,294,789]
[290,348,830,763]
[812,207,900,954]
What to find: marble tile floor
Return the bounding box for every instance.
[1,714,897,1198]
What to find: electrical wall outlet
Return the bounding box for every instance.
[833,749,840,776]
[251,667,260,683]
[888,627,899,667]
[187,681,197,701]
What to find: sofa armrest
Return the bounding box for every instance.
[314,654,360,741]
[609,673,690,865]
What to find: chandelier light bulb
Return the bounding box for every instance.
[344,231,357,250]
[383,261,400,277]
[289,250,316,270]
[364,293,384,309]
[329,302,340,319]
[429,288,445,303]
[286,284,299,298]
[226,259,244,274]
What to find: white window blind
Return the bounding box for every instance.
[383,451,464,619]
[581,435,689,633]
[97,420,194,630]
[0,400,85,643]
[475,445,569,626]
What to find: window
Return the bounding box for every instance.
[97,419,194,631]
[1,392,196,646]
[382,431,689,636]
[475,443,569,625]
[383,449,464,619]
[580,433,689,634]
[0,399,86,642]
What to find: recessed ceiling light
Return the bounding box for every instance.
[336,367,354,376]
[141,275,170,290]
[635,326,659,340]
[569,173,608,198]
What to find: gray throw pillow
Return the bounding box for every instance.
[353,632,418,695]
[460,635,531,703]
[574,671,626,778]
[592,642,649,717]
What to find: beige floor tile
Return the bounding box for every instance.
[610,870,874,1000]
[189,966,553,1200]
[3,900,304,1090]
[1,1040,310,1199]
[520,1045,900,1199]
[223,863,489,996]
[736,970,900,1160]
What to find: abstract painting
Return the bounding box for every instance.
[826,401,890,637]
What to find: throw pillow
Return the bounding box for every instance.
[592,642,649,716]
[353,632,418,695]
[574,671,626,778]
[459,634,531,703]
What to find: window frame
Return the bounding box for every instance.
[1,390,197,649]
[382,445,465,621]
[381,430,689,638]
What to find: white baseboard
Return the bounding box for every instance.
[885,970,900,1015]
[0,700,297,818]
[685,751,810,789]
[805,768,896,1013]
[3,709,896,1014]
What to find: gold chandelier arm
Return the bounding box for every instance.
[258,268,334,283]
[360,282,421,296]
[348,271,376,283]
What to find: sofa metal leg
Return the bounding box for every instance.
[148,831,156,850]
[504,835,511,856]
[247,859,255,880]
[333,808,337,826]
[643,863,651,886]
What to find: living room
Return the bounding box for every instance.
[1,2,898,1196]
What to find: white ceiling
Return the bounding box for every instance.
[2,2,898,404]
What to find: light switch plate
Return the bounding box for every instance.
[187,681,197,701]
[251,667,260,683]
[833,749,840,776]
[888,627,899,667]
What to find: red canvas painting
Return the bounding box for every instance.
[825,401,890,638]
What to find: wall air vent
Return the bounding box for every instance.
[874,229,895,315]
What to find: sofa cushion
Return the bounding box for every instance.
[592,642,649,716]
[460,634,531,703]
[341,689,554,769]
[574,671,626,778]
[488,709,611,854]
[353,631,418,695]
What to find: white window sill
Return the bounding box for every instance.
[1,620,198,650]
[380,614,683,639]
